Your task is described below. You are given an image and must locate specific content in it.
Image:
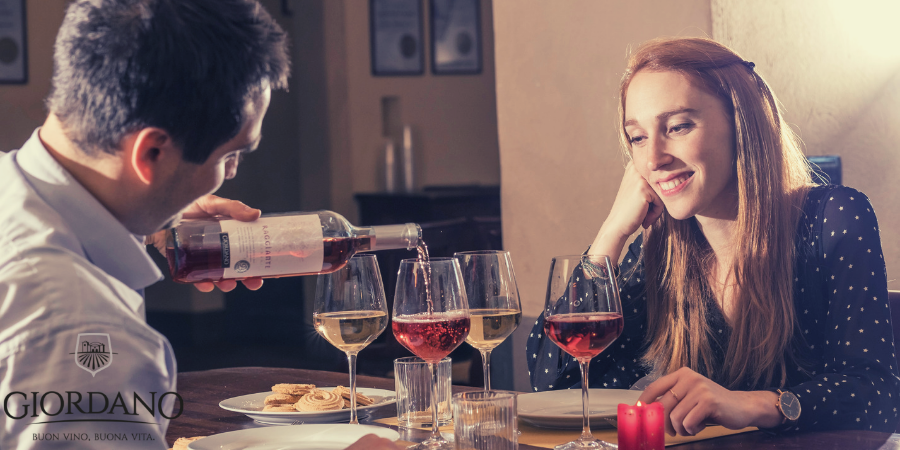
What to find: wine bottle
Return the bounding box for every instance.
[165,211,421,283]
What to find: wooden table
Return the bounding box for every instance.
[167,367,900,449]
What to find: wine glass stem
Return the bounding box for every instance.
[429,361,443,441]
[579,359,593,441]
[480,349,492,391]
[347,351,359,424]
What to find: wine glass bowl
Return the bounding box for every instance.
[392,258,471,363]
[543,255,622,450]
[313,254,388,424]
[392,257,470,449]
[454,250,522,390]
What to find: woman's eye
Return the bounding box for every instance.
[629,135,646,145]
[668,123,693,134]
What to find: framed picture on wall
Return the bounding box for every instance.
[0,0,27,84]
[430,0,481,75]
[370,0,424,76]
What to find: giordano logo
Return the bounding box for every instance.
[2,332,183,423]
[73,333,114,377]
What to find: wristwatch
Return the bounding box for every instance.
[775,389,801,424]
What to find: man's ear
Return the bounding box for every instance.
[130,128,178,185]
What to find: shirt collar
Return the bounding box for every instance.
[15,129,164,298]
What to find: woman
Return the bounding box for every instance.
[526,37,900,435]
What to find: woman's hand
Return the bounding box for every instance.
[637,367,783,436]
[589,161,664,258]
[145,194,264,293]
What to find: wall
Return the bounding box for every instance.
[493,1,712,392]
[0,0,65,151]
[711,0,900,288]
[323,0,501,223]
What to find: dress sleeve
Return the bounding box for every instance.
[526,235,649,391]
[789,187,900,432]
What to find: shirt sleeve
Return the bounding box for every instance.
[0,251,176,449]
[788,186,900,432]
[526,236,649,391]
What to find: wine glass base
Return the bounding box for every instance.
[407,435,455,450]
[554,437,618,449]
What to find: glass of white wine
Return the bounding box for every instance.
[454,251,522,390]
[314,254,388,424]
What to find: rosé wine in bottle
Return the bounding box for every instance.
[165,211,420,283]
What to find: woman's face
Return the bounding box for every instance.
[623,70,738,222]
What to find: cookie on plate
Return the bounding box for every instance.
[263,404,299,412]
[264,393,303,405]
[271,383,315,396]
[332,385,375,406]
[294,389,344,411]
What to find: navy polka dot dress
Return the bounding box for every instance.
[526,185,900,432]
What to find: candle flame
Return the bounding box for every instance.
[636,400,642,406]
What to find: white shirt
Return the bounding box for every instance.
[0,130,175,449]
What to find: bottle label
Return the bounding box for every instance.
[220,215,324,278]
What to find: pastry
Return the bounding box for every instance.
[264,393,303,405]
[271,383,316,396]
[294,389,344,411]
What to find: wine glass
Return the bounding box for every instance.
[313,254,388,424]
[544,255,623,450]
[392,257,470,450]
[454,250,522,391]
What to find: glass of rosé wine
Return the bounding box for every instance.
[392,257,470,450]
[313,254,388,424]
[543,255,623,450]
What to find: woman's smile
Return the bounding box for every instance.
[657,171,694,196]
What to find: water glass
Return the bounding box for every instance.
[394,357,452,428]
[452,391,518,450]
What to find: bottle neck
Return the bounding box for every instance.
[358,223,421,251]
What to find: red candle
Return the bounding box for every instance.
[617,401,665,450]
[641,402,665,450]
[617,401,643,450]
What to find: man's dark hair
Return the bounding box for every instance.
[46,0,290,163]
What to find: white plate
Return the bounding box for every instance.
[517,389,642,429]
[188,424,400,450]
[219,387,396,425]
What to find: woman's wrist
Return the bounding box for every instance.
[749,390,785,429]
[589,227,629,260]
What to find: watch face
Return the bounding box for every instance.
[780,391,801,421]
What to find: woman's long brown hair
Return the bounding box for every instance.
[619,38,813,389]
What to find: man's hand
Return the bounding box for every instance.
[145,194,264,292]
[344,434,403,450]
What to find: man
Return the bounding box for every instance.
[0,1,397,448]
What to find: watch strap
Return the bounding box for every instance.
[775,389,789,424]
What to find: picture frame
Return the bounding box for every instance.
[430,0,481,75]
[0,0,26,84]
[370,0,424,76]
